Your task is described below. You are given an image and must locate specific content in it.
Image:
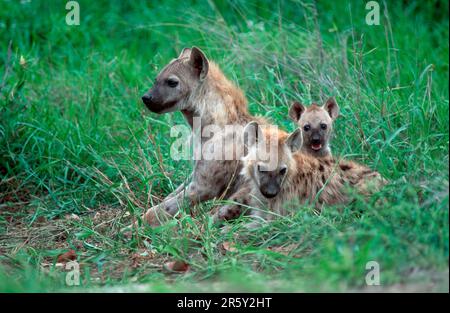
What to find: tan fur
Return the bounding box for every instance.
[217,126,386,228]
[214,126,293,222]
[141,47,267,226]
[182,61,262,127]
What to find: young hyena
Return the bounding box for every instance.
[140,47,266,226]
[214,98,339,222]
[288,98,339,158]
[216,122,385,228]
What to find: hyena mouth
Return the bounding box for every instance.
[144,100,177,114]
[311,143,322,151]
[261,191,279,199]
[260,188,279,199]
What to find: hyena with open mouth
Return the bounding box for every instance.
[289,98,339,158]
[217,122,386,229]
[140,47,266,226]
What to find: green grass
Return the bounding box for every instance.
[0,0,448,292]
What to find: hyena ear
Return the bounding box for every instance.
[285,129,303,152]
[324,98,340,120]
[243,121,263,154]
[289,102,306,122]
[189,47,209,81]
[178,47,192,59]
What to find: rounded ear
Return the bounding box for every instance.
[189,47,209,81]
[285,129,303,152]
[289,102,306,122]
[243,121,262,154]
[324,98,340,120]
[178,47,192,59]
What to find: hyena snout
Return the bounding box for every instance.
[311,132,322,145]
[141,93,153,105]
[259,177,282,199]
[308,131,325,150]
[260,183,280,199]
[141,90,173,114]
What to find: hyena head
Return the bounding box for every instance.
[288,98,339,157]
[242,122,303,199]
[141,47,209,114]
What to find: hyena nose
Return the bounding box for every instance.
[262,190,278,199]
[261,185,279,199]
[141,94,152,104]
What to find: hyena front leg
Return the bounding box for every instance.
[219,206,271,235]
[143,163,235,225]
[216,189,272,232]
[142,180,217,226]
[213,183,253,223]
[121,179,194,236]
[242,209,272,230]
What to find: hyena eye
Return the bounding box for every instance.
[167,78,179,88]
[279,167,287,175]
[320,123,327,130]
[303,124,311,132]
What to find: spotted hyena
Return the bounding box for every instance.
[140,47,266,226]
[288,98,339,158]
[217,122,385,228]
[214,98,340,222]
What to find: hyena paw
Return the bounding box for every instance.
[216,204,244,222]
[142,207,171,227]
[220,224,233,235]
[120,223,134,240]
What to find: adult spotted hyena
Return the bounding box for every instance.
[140,47,266,226]
[288,98,339,158]
[218,122,385,228]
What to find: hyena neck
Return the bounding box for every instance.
[186,62,254,128]
[181,109,195,128]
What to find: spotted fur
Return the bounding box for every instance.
[216,124,386,228]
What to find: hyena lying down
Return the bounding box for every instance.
[214,98,339,222]
[140,47,266,226]
[216,122,385,228]
[289,98,339,158]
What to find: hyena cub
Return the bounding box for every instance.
[231,122,384,228]
[214,98,339,222]
[289,98,339,158]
